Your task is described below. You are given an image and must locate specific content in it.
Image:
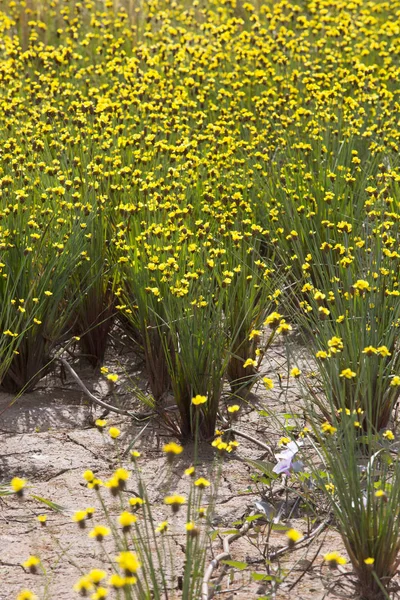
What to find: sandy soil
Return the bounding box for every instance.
[0,340,355,600]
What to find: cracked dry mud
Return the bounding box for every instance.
[0,343,350,600]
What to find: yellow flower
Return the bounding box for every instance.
[185,466,195,477]
[156,521,169,534]
[243,358,257,369]
[115,551,141,575]
[278,437,291,446]
[37,515,47,525]
[83,470,95,482]
[390,376,400,386]
[106,373,119,383]
[185,521,200,537]
[227,404,240,414]
[44,290,53,296]
[340,368,356,379]
[249,329,261,340]
[377,346,391,357]
[352,279,370,292]
[276,320,292,335]
[324,552,347,568]
[164,494,186,512]
[88,525,111,541]
[327,336,343,351]
[262,377,274,390]
[383,430,395,440]
[130,450,141,459]
[194,477,210,489]
[95,419,107,430]
[286,528,302,547]
[92,587,108,599]
[88,569,107,584]
[73,576,93,594]
[11,477,27,496]
[321,422,337,435]
[114,468,130,488]
[72,510,88,529]
[290,367,301,377]
[17,591,38,600]
[362,346,377,356]
[129,497,144,508]
[364,557,375,565]
[22,556,40,573]
[192,395,207,405]
[108,427,121,439]
[163,442,183,456]
[264,312,282,328]
[108,574,127,589]
[118,511,137,530]
[375,489,387,500]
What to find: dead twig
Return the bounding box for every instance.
[269,518,331,560]
[59,357,141,419]
[202,512,254,600]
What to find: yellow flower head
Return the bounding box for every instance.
[263,377,274,390]
[92,587,108,599]
[324,551,347,568]
[264,312,283,328]
[106,373,119,383]
[163,442,184,456]
[321,422,337,435]
[108,574,127,589]
[88,525,111,541]
[11,477,26,496]
[164,494,186,513]
[290,367,301,378]
[17,592,37,600]
[340,368,356,379]
[129,497,144,509]
[185,466,195,477]
[185,521,200,537]
[73,576,93,594]
[115,551,141,575]
[243,358,257,369]
[37,515,47,525]
[286,528,302,547]
[88,569,107,584]
[156,520,169,534]
[22,556,40,573]
[192,395,207,405]
[194,477,210,489]
[118,511,137,530]
[108,427,121,439]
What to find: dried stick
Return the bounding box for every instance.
[269,518,331,560]
[229,428,274,458]
[202,515,253,600]
[59,357,140,419]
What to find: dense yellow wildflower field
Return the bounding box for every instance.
[1,0,400,598]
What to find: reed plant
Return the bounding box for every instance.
[307,407,400,600]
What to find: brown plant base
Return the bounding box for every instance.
[78,315,115,367]
[0,339,50,394]
[355,567,392,600]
